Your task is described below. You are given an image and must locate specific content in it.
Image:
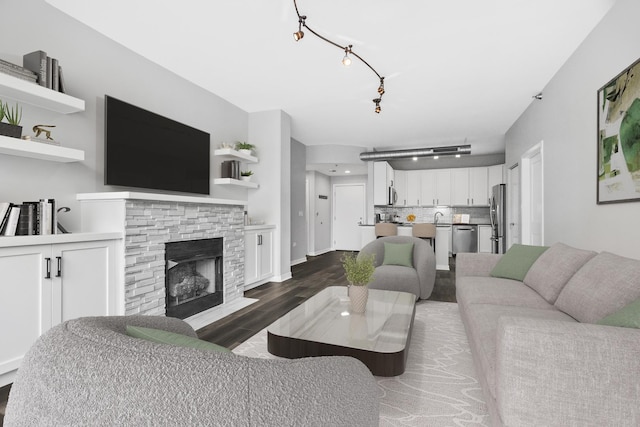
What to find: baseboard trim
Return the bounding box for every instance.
[271,272,293,282]
[291,257,307,266]
[308,248,333,256]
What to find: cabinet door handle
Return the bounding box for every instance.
[258,235,262,245]
[45,257,51,279]
[56,256,62,278]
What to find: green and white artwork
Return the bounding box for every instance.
[598,58,640,203]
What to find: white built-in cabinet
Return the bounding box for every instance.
[373,161,395,205]
[451,167,489,206]
[245,225,274,289]
[394,170,407,206]
[421,169,451,206]
[0,72,85,162]
[478,225,492,253]
[0,234,120,387]
[488,164,505,192]
[406,170,421,206]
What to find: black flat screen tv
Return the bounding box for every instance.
[104,95,210,195]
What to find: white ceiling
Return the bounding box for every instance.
[47,0,615,162]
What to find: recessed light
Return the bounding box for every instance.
[345,170,351,174]
[455,154,461,158]
[412,156,418,161]
[433,156,439,160]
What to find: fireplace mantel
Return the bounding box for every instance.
[77,191,247,206]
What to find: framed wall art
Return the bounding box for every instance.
[597,57,640,204]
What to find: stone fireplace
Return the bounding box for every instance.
[165,238,224,319]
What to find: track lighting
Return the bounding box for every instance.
[293,0,386,113]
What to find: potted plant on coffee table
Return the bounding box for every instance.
[341,252,375,313]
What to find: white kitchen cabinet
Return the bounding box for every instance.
[0,237,118,387]
[451,167,488,206]
[245,225,274,289]
[373,161,394,205]
[478,225,493,253]
[435,226,451,270]
[421,169,451,206]
[394,170,407,206]
[406,170,421,205]
[488,164,505,191]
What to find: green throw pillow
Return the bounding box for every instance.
[490,244,548,281]
[126,325,231,353]
[382,242,414,268]
[597,298,640,329]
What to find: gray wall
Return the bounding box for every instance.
[306,171,332,255]
[290,139,307,264]
[505,0,640,258]
[0,0,249,232]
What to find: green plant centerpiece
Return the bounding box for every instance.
[0,100,23,139]
[341,252,375,313]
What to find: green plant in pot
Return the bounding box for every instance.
[240,170,253,181]
[341,252,375,313]
[0,100,23,139]
[235,141,254,155]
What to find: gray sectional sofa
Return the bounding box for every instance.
[4,316,379,426]
[456,243,640,427]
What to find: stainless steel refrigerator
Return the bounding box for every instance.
[490,184,506,254]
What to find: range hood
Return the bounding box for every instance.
[359,145,471,161]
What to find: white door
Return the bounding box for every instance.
[333,184,365,250]
[507,164,521,249]
[521,142,544,245]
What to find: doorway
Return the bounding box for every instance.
[521,142,544,245]
[333,184,365,250]
[507,163,521,249]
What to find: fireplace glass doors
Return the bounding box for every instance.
[165,238,223,319]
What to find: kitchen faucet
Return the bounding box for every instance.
[434,211,444,224]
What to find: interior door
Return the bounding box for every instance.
[521,142,544,246]
[333,184,365,250]
[507,164,521,249]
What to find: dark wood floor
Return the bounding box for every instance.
[0,250,455,424]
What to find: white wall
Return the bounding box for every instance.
[0,0,249,231]
[505,0,640,258]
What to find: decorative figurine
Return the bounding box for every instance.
[33,124,56,140]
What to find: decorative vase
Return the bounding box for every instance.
[349,285,368,313]
[241,176,251,182]
[239,149,252,156]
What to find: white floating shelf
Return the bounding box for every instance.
[0,72,85,114]
[213,178,259,189]
[0,135,84,162]
[213,148,258,163]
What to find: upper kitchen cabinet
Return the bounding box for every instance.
[421,169,451,206]
[406,170,421,206]
[451,167,489,206]
[488,164,505,190]
[394,170,407,206]
[373,161,394,205]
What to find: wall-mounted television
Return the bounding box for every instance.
[104,95,210,195]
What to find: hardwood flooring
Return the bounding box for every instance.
[0,250,455,424]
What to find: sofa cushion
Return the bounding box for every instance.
[490,244,548,281]
[456,276,554,310]
[555,252,640,323]
[597,297,640,329]
[463,304,576,399]
[383,242,414,267]
[126,325,232,353]
[523,243,597,304]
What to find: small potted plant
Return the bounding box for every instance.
[240,170,253,181]
[235,141,254,155]
[341,252,375,313]
[0,100,23,139]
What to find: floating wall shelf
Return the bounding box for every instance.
[0,135,84,162]
[0,72,85,114]
[213,178,259,189]
[213,148,258,163]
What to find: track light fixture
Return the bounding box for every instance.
[293,0,386,113]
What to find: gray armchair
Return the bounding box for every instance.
[358,235,436,299]
[5,316,379,426]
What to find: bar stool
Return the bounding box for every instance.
[375,223,398,238]
[412,223,436,252]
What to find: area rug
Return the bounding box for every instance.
[233,300,490,426]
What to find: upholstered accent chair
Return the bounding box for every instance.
[358,235,436,299]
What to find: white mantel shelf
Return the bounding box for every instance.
[76,191,247,206]
[0,232,122,248]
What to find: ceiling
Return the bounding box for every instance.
[47,0,616,173]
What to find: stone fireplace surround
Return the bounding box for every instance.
[78,192,256,329]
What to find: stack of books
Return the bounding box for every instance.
[22,50,66,93]
[0,58,38,84]
[221,160,241,179]
[0,199,58,237]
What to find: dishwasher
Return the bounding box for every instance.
[452,225,478,255]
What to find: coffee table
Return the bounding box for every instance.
[267,286,417,376]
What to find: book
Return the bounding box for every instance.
[46,56,53,89]
[2,206,21,236]
[39,199,54,235]
[58,65,66,93]
[0,202,12,233]
[16,203,36,236]
[0,58,36,75]
[51,58,59,92]
[0,68,38,83]
[23,50,47,87]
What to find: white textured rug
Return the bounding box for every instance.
[233,300,489,426]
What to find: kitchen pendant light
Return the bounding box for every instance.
[293,0,386,113]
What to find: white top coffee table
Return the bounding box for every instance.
[267,286,417,376]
